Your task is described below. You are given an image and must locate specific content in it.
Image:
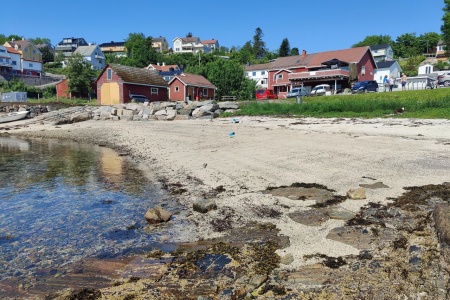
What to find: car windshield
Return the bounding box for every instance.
[313,87,322,90]
[353,82,366,88]
[257,90,265,94]
[291,89,299,93]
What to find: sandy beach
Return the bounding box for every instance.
[3,114,450,298]
[7,116,450,263]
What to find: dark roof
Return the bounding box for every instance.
[99,41,125,47]
[370,44,391,51]
[376,61,397,69]
[106,64,168,87]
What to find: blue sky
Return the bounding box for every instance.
[2,0,444,54]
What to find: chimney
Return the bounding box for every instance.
[157,62,160,66]
[302,50,306,57]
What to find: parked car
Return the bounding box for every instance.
[351,80,379,93]
[437,73,450,86]
[256,89,277,100]
[310,84,331,96]
[286,87,309,98]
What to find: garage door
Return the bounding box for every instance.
[100,82,120,105]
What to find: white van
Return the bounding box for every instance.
[310,84,331,96]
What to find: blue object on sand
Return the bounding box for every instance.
[229,132,235,138]
[232,118,238,123]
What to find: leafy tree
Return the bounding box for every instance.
[393,33,421,58]
[278,38,290,57]
[442,0,450,55]
[352,35,394,48]
[291,47,300,56]
[252,27,267,59]
[40,45,54,63]
[123,33,159,68]
[65,53,95,97]
[28,37,51,45]
[0,34,6,45]
[418,32,441,54]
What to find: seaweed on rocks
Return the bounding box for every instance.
[303,253,347,269]
[389,183,450,211]
[266,182,336,192]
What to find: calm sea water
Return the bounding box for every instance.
[0,136,189,296]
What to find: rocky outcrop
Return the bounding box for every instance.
[144,206,172,224]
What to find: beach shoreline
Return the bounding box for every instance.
[4,115,450,298]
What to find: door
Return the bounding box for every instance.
[100,82,120,105]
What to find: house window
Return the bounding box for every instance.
[12,61,16,65]
[252,71,256,76]
[107,68,112,80]
[261,71,265,75]
[361,66,366,75]
[175,86,179,92]
[203,88,208,96]
[151,88,158,95]
[29,63,33,68]
[246,72,248,76]
[27,71,31,75]
[277,74,283,79]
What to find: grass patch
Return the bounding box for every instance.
[231,89,450,119]
[27,96,98,106]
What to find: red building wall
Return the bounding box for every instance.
[169,78,186,101]
[56,79,70,98]
[357,51,376,82]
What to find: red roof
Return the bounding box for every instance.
[6,47,21,54]
[201,39,217,45]
[170,73,216,89]
[148,64,180,72]
[269,46,372,70]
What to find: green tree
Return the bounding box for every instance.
[352,35,394,48]
[291,47,300,56]
[442,0,450,55]
[65,53,95,97]
[252,27,267,58]
[28,37,51,45]
[40,45,54,63]
[393,33,421,58]
[418,32,441,54]
[278,38,290,57]
[124,33,159,68]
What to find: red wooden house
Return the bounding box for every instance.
[169,73,216,102]
[267,47,376,97]
[96,64,168,105]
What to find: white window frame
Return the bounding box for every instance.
[151,87,158,95]
[361,66,366,75]
[107,68,112,80]
[175,86,179,92]
[203,88,208,96]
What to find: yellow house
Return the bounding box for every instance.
[4,39,42,62]
[152,36,169,53]
[99,41,126,56]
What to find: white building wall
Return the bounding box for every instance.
[21,59,42,74]
[245,70,268,88]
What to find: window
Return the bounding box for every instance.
[29,63,33,68]
[261,71,265,75]
[33,49,36,54]
[151,87,158,95]
[203,88,208,96]
[277,74,283,79]
[12,61,16,65]
[27,71,31,75]
[252,71,256,76]
[107,68,112,80]
[361,66,366,75]
[175,86,179,92]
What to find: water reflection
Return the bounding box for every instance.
[0,136,190,297]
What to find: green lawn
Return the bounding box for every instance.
[232,88,450,119]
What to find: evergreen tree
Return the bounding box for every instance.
[442,0,450,55]
[252,27,266,59]
[40,45,54,63]
[278,38,290,57]
[290,47,300,56]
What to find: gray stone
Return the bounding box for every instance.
[193,198,217,213]
[434,204,450,245]
[219,101,239,110]
[70,113,91,123]
[347,188,366,200]
[288,209,330,226]
[155,110,167,116]
[280,253,294,265]
[166,110,177,121]
[326,207,357,220]
[144,206,172,224]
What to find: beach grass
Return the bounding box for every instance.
[231,89,450,119]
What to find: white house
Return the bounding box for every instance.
[375,60,402,86]
[244,62,272,89]
[0,45,13,74]
[72,45,106,70]
[172,37,211,54]
[6,46,22,75]
[370,44,394,62]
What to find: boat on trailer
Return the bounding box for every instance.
[0,110,29,124]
